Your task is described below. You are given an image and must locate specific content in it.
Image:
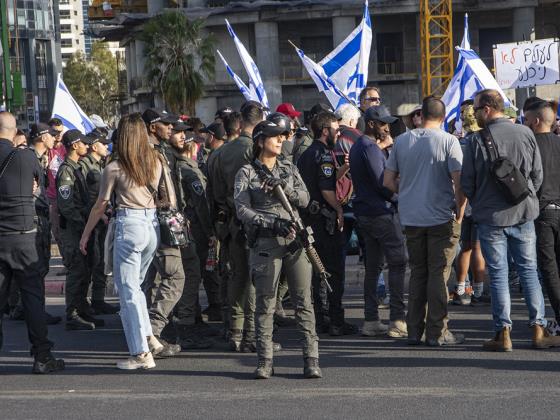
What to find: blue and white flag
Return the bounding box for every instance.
[225,19,269,109]
[441,14,511,130]
[51,74,95,134]
[316,0,372,108]
[217,50,258,103]
[294,47,347,104]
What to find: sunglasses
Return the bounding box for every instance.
[365,97,381,103]
[323,126,340,134]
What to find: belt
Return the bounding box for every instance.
[0,228,37,236]
[545,204,560,210]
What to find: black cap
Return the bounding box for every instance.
[62,129,88,147]
[252,121,285,141]
[364,105,398,124]
[201,122,226,141]
[86,129,111,145]
[29,122,59,140]
[172,119,191,132]
[309,103,334,119]
[215,107,233,120]
[141,108,177,125]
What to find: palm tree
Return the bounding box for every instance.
[140,11,215,114]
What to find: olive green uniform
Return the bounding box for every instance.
[173,153,219,324]
[292,132,313,165]
[79,154,107,303]
[234,159,318,360]
[213,133,255,342]
[56,157,91,316]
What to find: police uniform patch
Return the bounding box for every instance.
[321,163,334,177]
[191,180,204,196]
[59,185,71,200]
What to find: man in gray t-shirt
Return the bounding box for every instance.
[384,96,466,347]
[386,128,462,227]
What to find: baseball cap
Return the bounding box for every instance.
[215,107,233,120]
[86,129,111,145]
[201,122,226,141]
[252,121,286,141]
[89,114,108,129]
[172,119,192,132]
[141,108,177,125]
[309,103,334,119]
[276,103,301,119]
[364,105,398,124]
[62,129,88,147]
[29,122,59,140]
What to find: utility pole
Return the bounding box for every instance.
[0,0,12,111]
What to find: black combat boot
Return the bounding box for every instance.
[32,354,65,374]
[65,311,95,331]
[91,300,119,315]
[177,324,214,350]
[303,357,322,379]
[254,358,274,379]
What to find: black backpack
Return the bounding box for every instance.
[479,128,530,205]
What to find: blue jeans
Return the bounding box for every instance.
[113,208,159,355]
[477,221,546,332]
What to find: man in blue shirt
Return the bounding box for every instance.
[350,106,408,338]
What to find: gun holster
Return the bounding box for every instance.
[320,208,336,235]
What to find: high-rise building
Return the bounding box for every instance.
[58,0,86,63]
[82,0,93,56]
[2,0,61,125]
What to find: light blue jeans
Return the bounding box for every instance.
[113,208,159,355]
[477,221,546,332]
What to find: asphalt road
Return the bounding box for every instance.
[1,284,560,419]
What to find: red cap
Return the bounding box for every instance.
[276,103,301,119]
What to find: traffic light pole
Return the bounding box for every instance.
[0,0,12,111]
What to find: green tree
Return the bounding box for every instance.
[63,42,119,124]
[140,11,215,114]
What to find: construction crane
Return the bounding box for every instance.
[420,0,454,97]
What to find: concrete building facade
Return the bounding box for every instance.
[58,0,86,63]
[102,0,560,123]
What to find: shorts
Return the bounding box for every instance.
[460,216,479,244]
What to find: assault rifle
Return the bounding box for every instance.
[252,160,333,293]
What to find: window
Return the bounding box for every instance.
[61,24,71,33]
[74,11,78,16]
[61,39,72,47]
[376,32,404,74]
[60,10,71,18]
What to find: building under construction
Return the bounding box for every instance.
[91,0,560,122]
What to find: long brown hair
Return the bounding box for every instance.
[116,113,159,187]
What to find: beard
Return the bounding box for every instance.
[325,133,337,149]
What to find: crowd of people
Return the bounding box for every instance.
[1,86,560,377]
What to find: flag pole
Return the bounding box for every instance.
[288,40,363,114]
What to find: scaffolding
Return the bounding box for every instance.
[420,0,453,97]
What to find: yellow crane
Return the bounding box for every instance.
[420,0,454,97]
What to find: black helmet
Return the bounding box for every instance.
[266,112,291,134]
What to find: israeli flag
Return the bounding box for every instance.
[317,0,372,108]
[51,74,96,134]
[442,14,511,130]
[225,19,269,109]
[217,50,259,103]
[295,47,347,104]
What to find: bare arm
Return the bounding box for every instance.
[383,169,399,193]
[79,197,109,255]
[451,170,467,224]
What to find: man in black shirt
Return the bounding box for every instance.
[525,100,560,334]
[297,111,357,336]
[0,112,64,373]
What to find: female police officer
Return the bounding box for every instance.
[234,120,321,379]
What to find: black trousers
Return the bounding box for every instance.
[304,214,345,326]
[0,233,52,358]
[535,208,560,323]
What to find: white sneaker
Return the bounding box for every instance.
[387,320,408,338]
[116,352,156,370]
[361,320,388,337]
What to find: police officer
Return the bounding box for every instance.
[211,101,264,352]
[234,120,321,379]
[168,120,215,350]
[297,111,356,336]
[57,129,103,330]
[79,129,117,315]
[0,112,64,374]
[142,108,184,357]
